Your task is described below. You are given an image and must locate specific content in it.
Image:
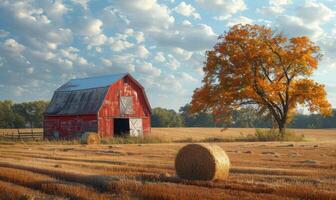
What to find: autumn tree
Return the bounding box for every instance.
[190,24,332,137]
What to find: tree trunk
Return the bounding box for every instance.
[278,122,285,140]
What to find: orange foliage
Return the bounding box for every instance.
[190,24,332,133]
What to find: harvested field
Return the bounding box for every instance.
[0,128,336,199]
[150,128,336,142]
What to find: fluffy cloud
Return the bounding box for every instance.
[78,18,103,36]
[137,62,161,77]
[258,0,292,15]
[70,0,89,10]
[154,52,166,62]
[151,22,217,51]
[0,29,9,38]
[125,29,145,43]
[197,0,246,18]
[135,45,150,58]
[277,1,334,39]
[110,0,175,30]
[227,16,253,27]
[174,2,201,19]
[3,39,25,53]
[108,35,134,52]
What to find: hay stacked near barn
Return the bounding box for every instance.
[175,143,230,181]
[80,132,100,145]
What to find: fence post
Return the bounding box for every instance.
[17,129,20,140]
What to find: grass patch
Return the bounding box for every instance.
[236,129,304,142]
[175,129,304,143]
[100,136,169,144]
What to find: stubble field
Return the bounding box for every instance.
[0,128,336,200]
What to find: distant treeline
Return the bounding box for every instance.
[152,104,336,129]
[0,100,49,128]
[0,100,335,129]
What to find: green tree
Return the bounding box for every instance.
[151,107,184,127]
[12,101,49,128]
[179,104,217,127]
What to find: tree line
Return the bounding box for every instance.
[152,104,336,129]
[0,100,335,129]
[0,100,49,128]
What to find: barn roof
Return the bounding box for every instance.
[56,73,128,92]
[45,73,151,115]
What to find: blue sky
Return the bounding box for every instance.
[0,0,336,110]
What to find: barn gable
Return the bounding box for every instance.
[45,73,151,116]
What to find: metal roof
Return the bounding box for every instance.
[56,73,128,92]
[45,73,152,115]
[45,87,108,115]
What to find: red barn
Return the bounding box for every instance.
[43,73,151,139]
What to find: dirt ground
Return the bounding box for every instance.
[0,128,336,199]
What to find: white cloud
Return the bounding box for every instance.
[295,1,334,24]
[155,52,166,62]
[3,39,25,53]
[110,0,175,31]
[0,29,9,38]
[151,23,217,51]
[196,0,246,17]
[60,47,88,66]
[270,0,292,6]
[135,45,150,58]
[78,18,103,36]
[101,58,112,66]
[174,2,201,19]
[125,29,145,43]
[179,72,197,83]
[172,47,193,61]
[277,1,334,39]
[258,5,285,15]
[258,0,292,16]
[227,16,253,27]
[71,0,89,10]
[14,86,24,96]
[108,35,134,52]
[84,33,107,47]
[44,0,70,21]
[167,54,180,70]
[137,62,161,77]
[26,67,34,74]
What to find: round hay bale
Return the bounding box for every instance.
[80,132,100,145]
[175,143,230,181]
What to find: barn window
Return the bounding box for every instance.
[120,96,133,115]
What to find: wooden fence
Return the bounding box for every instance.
[0,128,43,140]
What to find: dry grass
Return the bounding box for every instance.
[0,128,335,199]
[150,127,336,142]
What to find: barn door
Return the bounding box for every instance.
[129,118,143,137]
[120,96,133,115]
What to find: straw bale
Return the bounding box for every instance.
[80,132,100,145]
[175,143,230,181]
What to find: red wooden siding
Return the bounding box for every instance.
[98,76,151,137]
[44,74,151,139]
[44,114,97,139]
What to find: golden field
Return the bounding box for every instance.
[0,128,335,199]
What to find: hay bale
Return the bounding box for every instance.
[80,132,100,145]
[175,143,230,181]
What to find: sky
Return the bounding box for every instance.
[0,0,336,111]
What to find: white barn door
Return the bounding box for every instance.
[129,118,143,137]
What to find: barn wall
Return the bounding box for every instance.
[98,76,151,137]
[44,114,97,139]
